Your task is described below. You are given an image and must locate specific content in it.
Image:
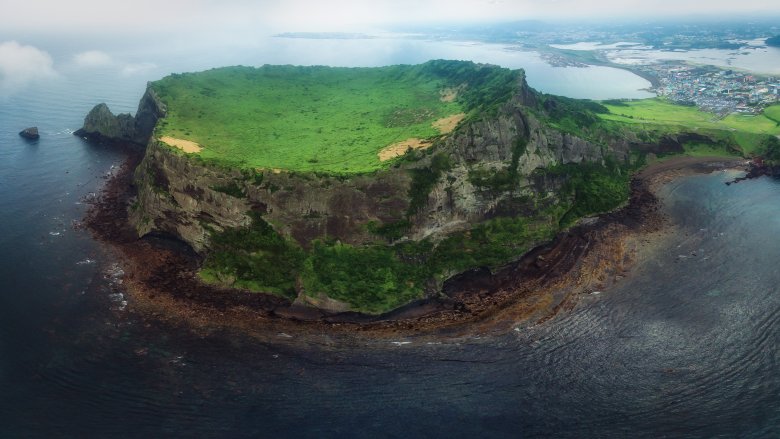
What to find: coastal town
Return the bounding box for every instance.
[633,62,780,115]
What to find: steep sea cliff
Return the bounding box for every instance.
[75,62,691,318]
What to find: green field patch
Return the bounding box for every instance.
[763,104,780,125]
[599,99,780,155]
[151,62,520,173]
[682,142,740,158]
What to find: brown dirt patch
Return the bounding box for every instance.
[378,138,432,161]
[432,113,465,134]
[159,136,202,153]
[377,113,465,161]
[439,88,458,102]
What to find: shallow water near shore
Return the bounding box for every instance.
[0,44,778,436]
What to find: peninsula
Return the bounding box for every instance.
[76,60,777,326]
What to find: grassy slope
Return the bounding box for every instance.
[152,65,463,173]
[599,99,780,154]
[764,105,780,124]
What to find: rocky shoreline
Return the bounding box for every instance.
[86,149,746,336]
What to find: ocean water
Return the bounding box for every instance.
[607,45,780,75]
[0,40,777,437]
[548,39,780,75]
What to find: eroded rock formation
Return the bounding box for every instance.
[74,84,166,146]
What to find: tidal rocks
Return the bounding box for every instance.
[19,127,39,140]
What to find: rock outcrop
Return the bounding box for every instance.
[75,84,166,146]
[129,142,414,252]
[18,127,39,140]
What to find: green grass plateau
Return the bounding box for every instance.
[151,62,511,173]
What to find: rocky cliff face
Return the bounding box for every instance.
[75,85,166,146]
[130,143,413,252]
[127,75,627,254]
[412,96,629,241]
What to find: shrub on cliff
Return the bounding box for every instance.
[761,135,780,164]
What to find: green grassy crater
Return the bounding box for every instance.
[151,61,519,173]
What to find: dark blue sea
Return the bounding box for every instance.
[0,40,777,438]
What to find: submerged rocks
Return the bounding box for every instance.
[19,127,39,140]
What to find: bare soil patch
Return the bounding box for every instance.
[378,138,432,161]
[439,88,458,102]
[159,136,202,153]
[377,113,465,161]
[432,113,465,134]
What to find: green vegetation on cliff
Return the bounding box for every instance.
[760,136,780,164]
[197,153,634,314]
[200,205,568,313]
[200,213,304,297]
[547,159,631,226]
[151,61,522,173]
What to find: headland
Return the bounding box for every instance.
[75,60,770,335]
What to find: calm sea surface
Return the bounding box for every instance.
[552,39,780,75]
[0,39,777,437]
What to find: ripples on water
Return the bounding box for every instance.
[0,46,777,437]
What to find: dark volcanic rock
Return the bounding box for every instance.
[19,127,39,140]
[74,84,166,147]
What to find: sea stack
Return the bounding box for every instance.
[19,127,40,140]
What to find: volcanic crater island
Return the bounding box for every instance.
[76,60,774,330]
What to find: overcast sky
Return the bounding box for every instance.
[1,0,779,35]
[1,0,778,95]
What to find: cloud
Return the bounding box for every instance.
[121,62,157,76]
[0,0,778,39]
[73,50,113,67]
[0,41,56,93]
[71,49,156,77]
[226,0,780,30]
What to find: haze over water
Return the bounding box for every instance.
[0,35,777,437]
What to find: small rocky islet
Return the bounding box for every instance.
[18,126,39,140]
